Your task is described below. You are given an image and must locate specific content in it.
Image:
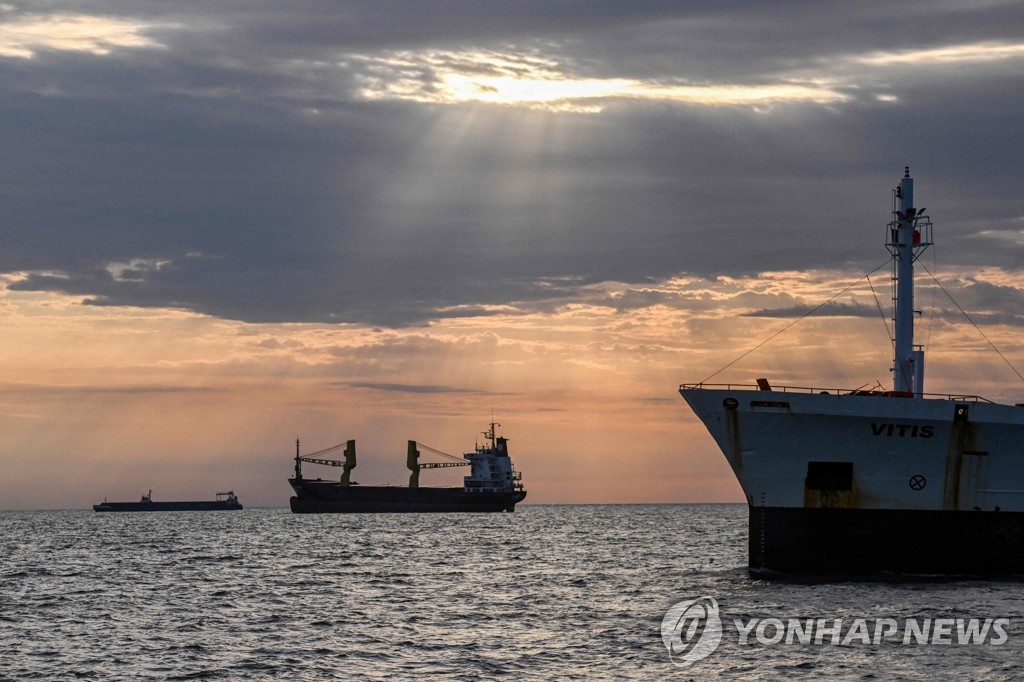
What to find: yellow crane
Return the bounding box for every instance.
[407,440,469,488]
[293,438,357,485]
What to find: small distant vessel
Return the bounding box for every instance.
[680,167,1024,575]
[289,422,527,513]
[93,490,243,512]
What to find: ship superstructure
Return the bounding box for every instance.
[680,168,1024,574]
[461,423,525,495]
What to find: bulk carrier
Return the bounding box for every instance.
[288,423,526,513]
[93,490,242,512]
[680,168,1024,575]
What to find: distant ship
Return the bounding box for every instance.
[680,168,1024,575]
[289,423,527,513]
[93,490,243,512]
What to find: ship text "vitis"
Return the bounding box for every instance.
[871,423,934,438]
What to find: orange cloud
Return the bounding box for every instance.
[3,264,1024,509]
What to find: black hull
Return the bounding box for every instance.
[93,501,243,512]
[750,506,1024,576]
[289,480,526,513]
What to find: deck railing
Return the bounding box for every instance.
[678,382,994,403]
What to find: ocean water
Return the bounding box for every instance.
[2,504,1023,680]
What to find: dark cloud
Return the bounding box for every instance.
[338,382,486,394]
[743,302,880,319]
[2,1,1023,326]
[0,383,224,396]
[940,280,1024,314]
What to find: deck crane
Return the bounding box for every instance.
[407,440,469,488]
[293,438,357,485]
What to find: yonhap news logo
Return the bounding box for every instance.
[660,596,723,668]
[662,596,1010,669]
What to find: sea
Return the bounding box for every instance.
[2,504,1023,680]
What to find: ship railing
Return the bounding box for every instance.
[679,383,994,403]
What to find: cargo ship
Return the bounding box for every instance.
[288,423,526,513]
[680,168,1024,575]
[93,490,243,512]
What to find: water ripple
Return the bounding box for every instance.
[2,505,1023,679]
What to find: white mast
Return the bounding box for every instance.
[887,166,932,395]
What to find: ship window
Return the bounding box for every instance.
[805,461,853,491]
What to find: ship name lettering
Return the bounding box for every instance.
[870,423,934,438]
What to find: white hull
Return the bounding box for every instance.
[681,386,1024,513]
[681,385,1024,573]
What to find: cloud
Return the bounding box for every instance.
[743,301,880,319]
[0,382,224,396]
[855,41,1024,66]
[5,253,1024,507]
[0,12,161,58]
[339,381,488,394]
[8,23,1024,509]
[1,1,1023,329]
[351,48,849,113]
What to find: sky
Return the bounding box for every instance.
[2,1,1024,509]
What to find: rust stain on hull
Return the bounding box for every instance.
[724,402,743,471]
[804,489,859,509]
[944,404,977,511]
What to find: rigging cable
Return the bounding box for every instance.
[918,262,1024,386]
[865,272,894,351]
[415,442,465,463]
[699,260,891,385]
[921,241,938,350]
[304,440,351,458]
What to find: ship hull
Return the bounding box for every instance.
[750,506,1024,575]
[93,500,243,512]
[681,386,1024,575]
[289,480,526,513]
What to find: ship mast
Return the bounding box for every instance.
[483,421,499,450]
[887,166,932,395]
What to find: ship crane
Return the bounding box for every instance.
[407,440,469,488]
[293,438,357,485]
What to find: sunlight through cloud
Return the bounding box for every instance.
[352,48,848,113]
[0,13,160,58]
[856,41,1024,66]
